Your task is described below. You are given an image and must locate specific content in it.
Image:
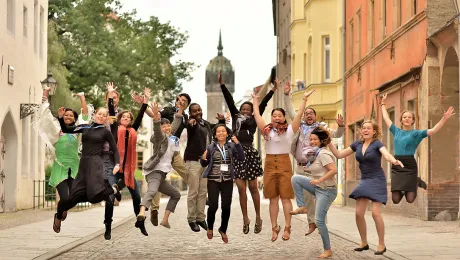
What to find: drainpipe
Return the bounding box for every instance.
[340,0,347,207]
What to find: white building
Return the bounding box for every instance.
[0,0,48,212]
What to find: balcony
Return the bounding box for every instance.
[291,81,343,114]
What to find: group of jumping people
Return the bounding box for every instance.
[33,69,454,259]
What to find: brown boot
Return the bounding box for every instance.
[305,223,317,236]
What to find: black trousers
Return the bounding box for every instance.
[56,168,74,220]
[207,180,234,233]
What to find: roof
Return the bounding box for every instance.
[374,66,422,91]
[206,30,234,72]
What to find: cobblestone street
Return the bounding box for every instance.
[53,191,391,260]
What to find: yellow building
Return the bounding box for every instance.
[290,0,344,205]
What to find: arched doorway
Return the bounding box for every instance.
[0,111,18,212]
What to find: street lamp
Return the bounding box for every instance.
[20,73,58,119]
[40,73,58,95]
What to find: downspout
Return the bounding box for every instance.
[340,0,347,207]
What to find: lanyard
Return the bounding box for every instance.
[169,136,179,146]
[307,148,322,167]
[217,144,227,161]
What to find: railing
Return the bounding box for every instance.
[32,180,95,210]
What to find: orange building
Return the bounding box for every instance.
[345,0,459,220]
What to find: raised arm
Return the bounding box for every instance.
[259,82,277,115]
[57,107,83,133]
[218,70,239,115]
[209,113,227,129]
[327,142,354,159]
[292,88,315,134]
[283,82,296,120]
[252,93,267,131]
[171,99,187,134]
[149,102,165,144]
[75,92,88,116]
[380,94,393,128]
[328,114,345,138]
[427,106,455,136]
[132,88,150,131]
[106,82,116,117]
[379,146,404,168]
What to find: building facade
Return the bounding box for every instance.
[205,31,235,124]
[290,0,345,204]
[272,0,291,108]
[0,0,48,212]
[345,0,459,220]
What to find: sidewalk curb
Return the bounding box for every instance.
[33,214,136,260]
[292,214,410,260]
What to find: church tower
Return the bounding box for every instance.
[205,30,235,123]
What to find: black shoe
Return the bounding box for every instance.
[197,220,208,230]
[354,244,369,251]
[188,222,200,232]
[113,184,122,201]
[150,210,159,226]
[374,247,387,255]
[135,215,148,236]
[418,177,427,190]
[104,223,111,240]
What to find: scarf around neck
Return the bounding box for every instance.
[235,114,251,135]
[262,122,289,141]
[117,125,137,190]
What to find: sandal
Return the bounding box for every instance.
[254,220,263,234]
[243,220,250,234]
[281,226,291,241]
[218,228,228,244]
[61,211,67,221]
[271,225,281,242]
[53,213,61,233]
[207,229,213,240]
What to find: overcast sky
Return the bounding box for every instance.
[119,0,276,119]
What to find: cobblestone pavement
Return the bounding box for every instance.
[54,190,392,260]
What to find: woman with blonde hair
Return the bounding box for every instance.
[381,93,454,204]
[328,120,403,255]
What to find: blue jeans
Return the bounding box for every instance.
[103,154,141,224]
[291,175,337,250]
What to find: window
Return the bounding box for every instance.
[307,37,312,85]
[34,1,38,53]
[379,0,386,40]
[23,6,28,38]
[323,36,331,82]
[356,11,361,60]
[398,0,402,27]
[7,0,15,34]
[303,53,307,85]
[368,0,375,50]
[137,152,144,170]
[349,20,354,66]
[384,0,387,36]
[407,99,416,129]
[393,0,402,30]
[412,0,417,15]
[39,7,44,59]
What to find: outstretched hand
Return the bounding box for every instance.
[336,114,344,127]
[218,70,223,85]
[58,107,65,118]
[284,81,291,95]
[443,106,455,120]
[303,88,316,101]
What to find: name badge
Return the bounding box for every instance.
[220,164,229,172]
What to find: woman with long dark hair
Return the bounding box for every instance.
[218,70,276,234]
[252,85,314,241]
[55,104,122,232]
[33,88,91,233]
[381,93,454,204]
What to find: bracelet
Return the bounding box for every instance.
[114,164,120,168]
[381,103,386,106]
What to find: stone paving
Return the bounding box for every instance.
[53,191,391,260]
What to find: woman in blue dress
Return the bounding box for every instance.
[381,93,455,204]
[328,120,403,255]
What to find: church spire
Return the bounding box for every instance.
[217,29,223,56]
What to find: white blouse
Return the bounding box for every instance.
[265,125,294,155]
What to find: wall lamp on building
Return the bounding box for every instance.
[20,73,58,119]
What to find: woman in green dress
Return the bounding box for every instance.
[33,88,90,232]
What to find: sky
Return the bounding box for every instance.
[119,0,276,119]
